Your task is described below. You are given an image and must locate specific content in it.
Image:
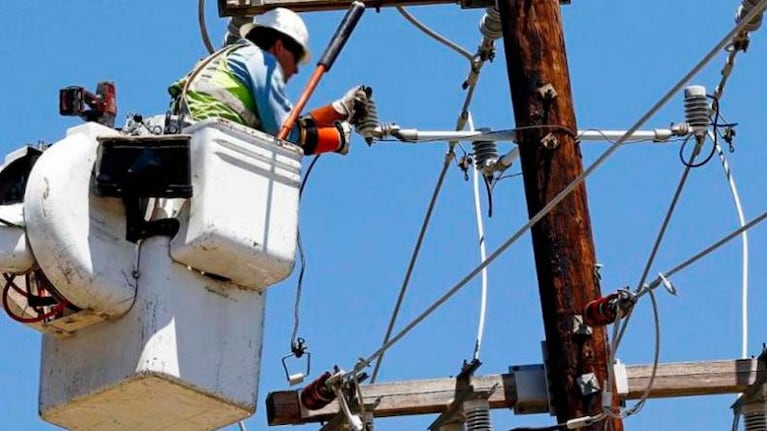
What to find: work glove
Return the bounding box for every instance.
[332,85,370,125]
[334,121,352,155]
[352,89,378,145]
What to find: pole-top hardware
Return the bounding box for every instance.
[575,373,601,396]
[536,83,558,102]
[541,132,560,150]
[572,314,593,337]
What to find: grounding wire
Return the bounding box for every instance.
[369,149,454,383]
[710,132,750,359]
[468,114,489,362]
[351,2,767,375]
[198,0,215,55]
[395,7,473,62]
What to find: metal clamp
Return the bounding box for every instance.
[282,338,311,385]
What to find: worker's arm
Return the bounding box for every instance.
[308,86,370,126]
[230,47,348,155]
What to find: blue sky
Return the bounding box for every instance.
[2,1,767,430]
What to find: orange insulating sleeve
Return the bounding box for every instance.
[277,65,327,141]
[314,126,342,154]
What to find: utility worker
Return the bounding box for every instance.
[169,8,369,155]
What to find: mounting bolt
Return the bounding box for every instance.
[537,83,558,102]
[541,133,559,150]
[576,373,601,396]
[572,314,592,337]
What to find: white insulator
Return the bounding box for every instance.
[472,140,499,171]
[479,7,503,40]
[356,97,381,144]
[683,85,709,139]
[742,402,767,431]
[737,0,763,32]
[463,398,492,431]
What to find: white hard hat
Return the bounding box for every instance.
[240,8,311,64]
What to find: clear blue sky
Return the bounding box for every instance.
[2,1,767,430]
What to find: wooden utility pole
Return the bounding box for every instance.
[497,1,623,429]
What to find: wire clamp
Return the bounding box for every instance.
[657,272,677,296]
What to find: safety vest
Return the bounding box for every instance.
[169,43,261,129]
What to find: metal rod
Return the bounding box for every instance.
[374,127,684,143]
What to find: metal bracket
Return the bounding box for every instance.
[511,364,549,415]
[732,346,767,414]
[537,83,558,102]
[572,314,593,337]
[428,359,494,430]
[541,132,560,150]
[576,372,601,396]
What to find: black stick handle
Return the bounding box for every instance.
[318,1,365,70]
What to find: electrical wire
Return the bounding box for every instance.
[620,141,699,348]
[238,420,248,431]
[354,0,767,384]
[604,288,661,423]
[198,0,215,55]
[615,0,767,349]
[655,209,767,294]
[371,15,495,378]
[350,7,763,374]
[492,171,523,188]
[712,135,750,359]
[468,115,489,362]
[1,273,69,324]
[395,7,473,62]
[370,150,454,383]
[0,217,21,228]
[291,155,322,349]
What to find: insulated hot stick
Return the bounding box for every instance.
[276,1,366,141]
